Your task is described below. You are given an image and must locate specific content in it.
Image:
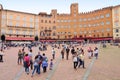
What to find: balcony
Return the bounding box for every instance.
[44,29,52,32]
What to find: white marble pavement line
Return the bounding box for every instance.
[82,44,100,80]
[13,47,39,80]
[45,55,62,80]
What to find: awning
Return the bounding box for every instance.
[6,37,34,41]
[92,38,113,41]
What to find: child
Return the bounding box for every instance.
[49,59,53,70]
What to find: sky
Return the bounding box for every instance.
[0,0,120,14]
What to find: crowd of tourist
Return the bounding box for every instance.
[0,41,99,78]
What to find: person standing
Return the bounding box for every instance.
[18,49,23,65]
[31,55,39,77]
[49,59,53,70]
[71,47,75,58]
[0,49,4,62]
[73,53,78,69]
[28,49,33,70]
[42,53,48,62]
[36,52,43,74]
[61,48,64,59]
[52,48,55,59]
[78,49,85,69]
[66,47,70,60]
[24,54,30,74]
[42,60,48,73]
[94,47,99,59]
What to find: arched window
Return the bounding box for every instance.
[107,33,110,37]
[102,33,104,37]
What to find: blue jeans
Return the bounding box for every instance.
[32,65,39,75]
[36,64,41,74]
[24,61,29,74]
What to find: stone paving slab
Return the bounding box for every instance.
[88,44,120,80]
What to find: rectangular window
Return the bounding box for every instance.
[1,29,5,34]
[74,25,77,28]
[106,21,110,25]
[88,24,91,27]
[79,18,82,22]
[57,20,60,22]
[101,29,104,32]
[79,25,82,27]
[23,17,26,21]
[114,9,119,14]
[106,28,110,31]
[9,29,13,34]
[84,24,87,27]
[115,22,119,26]
[9,21,12,26]
[2,15,6,19]
[74,32,77,35]
[16,16,20,20]
[83,18,87,21]
[84,31,87,34]
[73,19,76,22]
[2,20,6,26]
[23,23,26,27]
[35,24,39,29]
[96,16,99,19]
[80,31,83,34]
[100,15,104,18]
[88,18,91,21]
[30,24,33,28]
[97,23,99,26]
[92,17,95,20]
[16,22,19,26]
[35,19,39,22]
[9,14,13,20]
[101,22,104,25]
[106,13,110,17]
[30,18,33,22]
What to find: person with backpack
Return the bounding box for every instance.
[36,52,43,74]
[24,54,30,74]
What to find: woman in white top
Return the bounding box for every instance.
[73,52,78,69]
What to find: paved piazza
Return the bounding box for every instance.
[0,43,120,80]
